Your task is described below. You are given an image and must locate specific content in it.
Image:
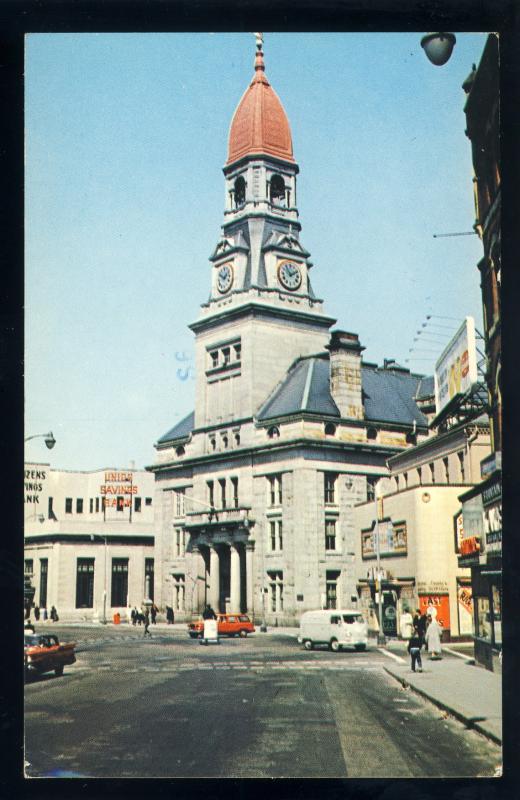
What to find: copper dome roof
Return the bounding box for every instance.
[227,45,294,166]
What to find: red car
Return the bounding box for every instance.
[24,633,76,678]
[188,613,255,639]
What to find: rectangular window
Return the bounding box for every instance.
[210,350,219,369]
[207,480,214,508]
[458,451,466,482]
[219,479,226,509]
[231,477,239,508]
[324,473,337,504]
[172,574,185,611]
[174,528,186,557]
[145,497,152,506]
[24,559,33,576]
[268,474,282,506]
[117,496,124,512]
[326,571,340,609]
[111,558,129,607]
[492,583,502,646]
[95,497,100,513]
[134,496,142,513]
[65,498,72,514]
[76,498,83,514]
[222,347,230,366]
[89,498,94,513]
[325,519,337,551]
[269,519,283,551]
[76,558,95,608]
[175,489,185,517]
[443,457,450,483]
[48,497,54,519]
[145,558,154,602]
[39,558,48,608]
[366,477,377,502]
[234,343,241,362]
[268,571,283,612]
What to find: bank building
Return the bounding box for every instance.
[150,36,435,625]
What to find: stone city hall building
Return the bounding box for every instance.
[149,38,440,625]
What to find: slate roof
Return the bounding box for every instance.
[415,375,435,400]
[157,411,195,445]
[257,355,428,427]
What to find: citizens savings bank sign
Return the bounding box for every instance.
[434,316,478,414]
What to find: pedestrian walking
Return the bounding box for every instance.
[202,604,217,620]
[400,608,414,640]
[151,604,157,624]
[166,605,174,624]
[424,614,442,659]
[42,608,48,622]
[50,605,59,622]
[407,628,423,672]
[131,607,137,626]
[34,605,40,622]
[143,610,152,637]
[413,608,428,648]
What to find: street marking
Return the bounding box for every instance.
[378,648,406,664]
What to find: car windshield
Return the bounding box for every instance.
[343,614,364,624]
[238,615,250,622]
[24,635,42,646]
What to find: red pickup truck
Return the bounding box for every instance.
[24,633,76,678]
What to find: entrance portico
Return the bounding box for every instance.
[186,513,255,615]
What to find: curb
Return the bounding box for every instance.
[382,665,502,746]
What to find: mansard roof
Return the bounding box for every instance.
[156,411,195,445]
[257,355,429,428]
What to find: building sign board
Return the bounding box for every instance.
[457,582,474,636]
[100,471,137,508]
[434,316,478,414]
[24,466,48,505]
[454,511,464,554]
[361,519,407,559]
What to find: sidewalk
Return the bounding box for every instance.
[381,641,502,745]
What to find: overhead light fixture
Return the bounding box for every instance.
[421,33,456,66]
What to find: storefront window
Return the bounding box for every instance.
[476,596,492,641]
[492,584,502,646]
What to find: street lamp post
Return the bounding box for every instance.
[25,431,56,450]
[374,479,386,646]
[91,534,108,624]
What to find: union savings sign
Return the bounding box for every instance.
[100,472,137,508]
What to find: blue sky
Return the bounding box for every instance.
[25,32,488,471]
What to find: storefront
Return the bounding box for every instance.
[459,470,502,671]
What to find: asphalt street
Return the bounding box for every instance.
[24,626,501,778]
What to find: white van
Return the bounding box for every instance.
[298,609,368,652]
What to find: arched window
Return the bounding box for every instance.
[267,426,280,439]
[270,174,286,206]
[234,176,246,207]
[324,422,336,436]
[367,427,378,440]
[175,446,185,457]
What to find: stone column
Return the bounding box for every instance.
[209,547,220,611]
[230,544,241,612]
[245,542,254,614]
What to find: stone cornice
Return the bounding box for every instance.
[189,301,336,334]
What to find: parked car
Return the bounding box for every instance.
[188,613,255,639]
[24,633,76,678]
[298,609,368,652]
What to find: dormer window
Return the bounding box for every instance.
[270,174,286,206]
[175,446,185,457]
[234,176,246,207]
[267,426,280,439]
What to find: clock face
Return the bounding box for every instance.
[278,260,302,291]
[217,263,234,294]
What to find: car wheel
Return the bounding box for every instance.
[55,665,64,677]
[239,629,248,638]
[329,638,340,652]
[303,640,313,651]
[355,644,366,652]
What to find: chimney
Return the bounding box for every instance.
[326,330,365,419]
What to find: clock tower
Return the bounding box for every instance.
[190,35,335,432]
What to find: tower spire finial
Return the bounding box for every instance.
[253,32,265,73]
